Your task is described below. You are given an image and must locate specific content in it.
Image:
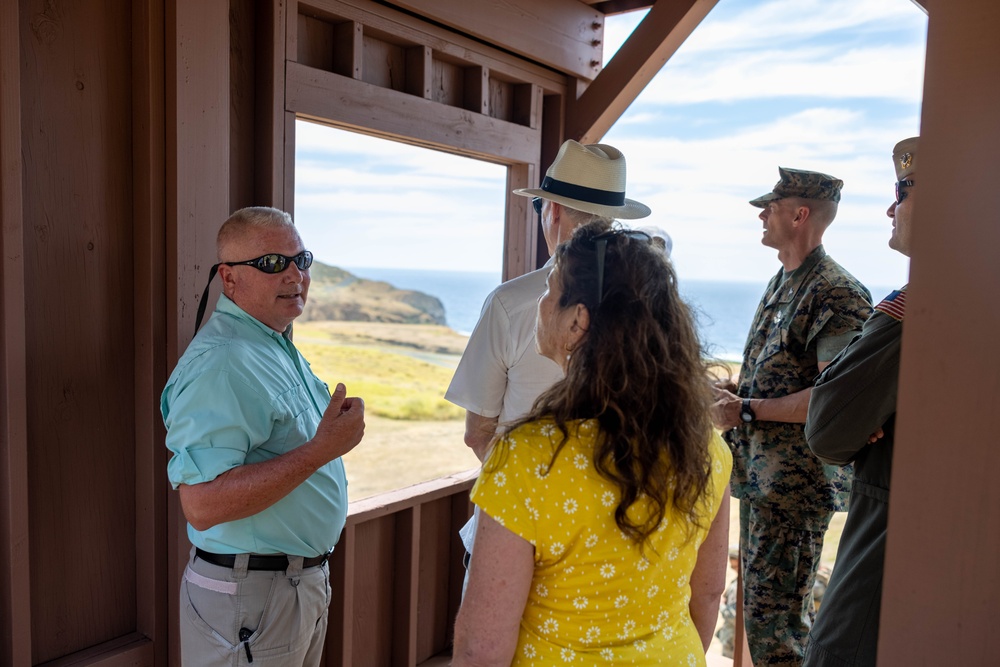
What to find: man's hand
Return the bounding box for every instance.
[867,427,885,444]
[312,383,366,462]
[711,386,742,430]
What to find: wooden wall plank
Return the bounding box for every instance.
[287,62,540,164]
[328,522,356,666]
[20,0,137,659]
[464,66,488,114]
[566,0,720,143]
[415,498,457,661]
[0,0,31,662]
[392,507,420,666]
[333,21,363,79]
[131,0,167,659]
[165,0,231,662]
[385,0,603,80]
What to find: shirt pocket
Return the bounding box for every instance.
[754,317,788,367]
[269,384,317,453]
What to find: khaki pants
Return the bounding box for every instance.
[180,548,331,666]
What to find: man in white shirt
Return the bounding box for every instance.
[445,139,652,569]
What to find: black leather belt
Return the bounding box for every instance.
[196,548,329,571]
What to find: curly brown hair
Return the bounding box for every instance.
[499,221,715,548]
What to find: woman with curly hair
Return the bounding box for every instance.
[452,222,732,665]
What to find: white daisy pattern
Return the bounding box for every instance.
[600,491,615,507]
[585,534,599,548]
[667,547,679,561]
[540,423,556,437]
[573,453,588,470]
[585,626,601,643]
[560,647,575,662]
[636,558,649,572]
[600,563,615,579]
[647,585,660,598]
[536,583,549,598]
[676,574,688,588]
[523,644,537,658]
[614,595,629,608]
[493,471,507,488]
[618,619,636,640]
[551,542,565,557]
[572,596,588,610]
[563,499,578,514]
[541,618,559,635]
[600,648,614,660]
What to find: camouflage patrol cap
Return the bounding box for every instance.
[892,137,918,180]
[749,167,844,208]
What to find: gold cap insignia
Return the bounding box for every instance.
[899,152,913,170]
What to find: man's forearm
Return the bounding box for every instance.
[749,387,812,424]
[464,411,499,461]
[179,441,328,531]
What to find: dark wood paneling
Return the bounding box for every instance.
[415,498,457,661]
[1,0,31,663]
[231,0,258,211]
[20,0,136,660]
[352,516,397,667]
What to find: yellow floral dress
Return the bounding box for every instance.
[472,418,732,665]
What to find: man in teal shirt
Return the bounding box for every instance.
[162,206,365,666]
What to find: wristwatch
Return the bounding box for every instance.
[740,399,756,423]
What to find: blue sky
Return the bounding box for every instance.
[294,0,928,288]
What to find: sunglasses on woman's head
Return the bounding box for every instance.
[590,229,652,305]
[223,251,314,274]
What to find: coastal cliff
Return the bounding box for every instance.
[300,261,446,325]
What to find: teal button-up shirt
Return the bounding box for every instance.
[162,295,347,556]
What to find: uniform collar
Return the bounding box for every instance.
[774,245,826,302]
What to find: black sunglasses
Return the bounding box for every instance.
[895,179,914,205]
[532,197,544,215]
[591,229,652,305]
[223,251,313,274]
[193,251,314,334]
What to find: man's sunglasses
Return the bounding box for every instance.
[591,229,652,305]
[895,179,914,205]
[193,251,314,334]
[532,197,544,215]
[223,251,314,274]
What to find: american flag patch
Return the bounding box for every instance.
[874,287,906,321]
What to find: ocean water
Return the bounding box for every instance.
[344,266,897,362]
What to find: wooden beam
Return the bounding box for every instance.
[256,0,290,207]
[879,0,999,663]
[566,0,720,144]
[381,0,603,80]
[0,0,31,662]
[593,0,655,15]
[300,0,568,95]
[286,61,540,164]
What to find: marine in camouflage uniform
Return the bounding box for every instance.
[714,168,873,665]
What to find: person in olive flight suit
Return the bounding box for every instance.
[802,137,919,667]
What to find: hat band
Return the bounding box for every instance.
[540,176,626,207]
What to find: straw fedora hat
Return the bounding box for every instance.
[514,140,651,220]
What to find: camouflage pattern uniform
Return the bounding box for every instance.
[726,245,872,665]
